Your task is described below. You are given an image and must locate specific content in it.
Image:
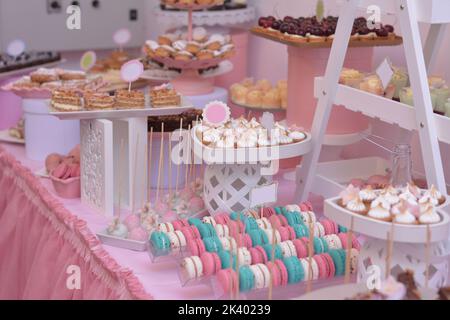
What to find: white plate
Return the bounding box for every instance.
[325,196,450,243]
[35,167,50,179]
[0,130,25,144]
[295,283,439,300]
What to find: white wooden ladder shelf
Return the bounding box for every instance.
[295,0,449,202]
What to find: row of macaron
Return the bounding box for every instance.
[185,249,358,292]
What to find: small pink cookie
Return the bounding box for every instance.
[321,253,336,278]
[217,269,238,294]
[313,255,328,279]
[123,214,141,230]
[292,239,308,258]
[51,163,69,179]
[45,153,63,173]
[181,225,201,241]
[188,238,206,256]
[128,227,149,241]
[200,252,222,276]
[172,219,189,230]
[249,246,268,264]
[68,144,81,162]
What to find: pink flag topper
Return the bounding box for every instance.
[120,59,144,83]
[202,101,230,127]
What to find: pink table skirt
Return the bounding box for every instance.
[0,146,151,300]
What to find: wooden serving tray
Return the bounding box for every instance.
[250,26,403,48]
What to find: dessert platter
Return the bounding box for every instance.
[1,67,106,99]
[324,184,449,243]
[0,51,62,79]
[230,78,288,112]
[49,84,194,120]
[251,15,403,48]
[296,270,441,300]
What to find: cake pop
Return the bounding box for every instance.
[128,226,149,242]
[123,214,141,230]
[107,219,128,238]
[189,196,204,212]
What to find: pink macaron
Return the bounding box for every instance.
[276,259,288,286]
[292,239,308,258]
[320,219,334,235]
[214,212,231,225]
[217,268,238,294]
[321,253,336,278]
[188,238,206,256]
[172,219,189,231]
[200,252,222,276]
[337,233,348,249]
[242,234,253,248]
[313,255,328,279]
[249,246,268,265]
[262,207,276,218]
[269,214,286,229]
[181,226,201,242]
[266,261,281,287]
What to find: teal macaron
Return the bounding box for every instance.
[239,266,255,292]
[282,212,296,226]
[248,228,269,246]
[204,236,223,253]
[313,237,325,254]
[188,218,203,227]
[329,249,346,276]
[262,244,283,260]
[338,225,348,233]
[196,223,217,239]
[320,237,329,253]
[217,250,236,269]
[293,224,309,238]
[230,212,246,221]
[244,217,259,232]
[283,256,305,284]
[150,231,171,251]
[274,207,283,215]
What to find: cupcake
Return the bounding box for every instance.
[255,79,272,91]
[246,90,263,107]
[368,197,392,222]
[339,68,365,89]
[359,74,384,96]
[418,204,441,224]
[359,186,377,205]
[399,87,414,107]
[389,67,409,100]
[230,83,249,105]
[261,89,281,108]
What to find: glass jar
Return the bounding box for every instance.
[391,144,412,188]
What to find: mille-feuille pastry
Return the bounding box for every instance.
[114,89,145,109]
[30,68,59,83]
[150,84,181,108]
[51,89,83,112]
[84,91,115,110]
[58,70,86,81]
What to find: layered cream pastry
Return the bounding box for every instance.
[51,89,83,112]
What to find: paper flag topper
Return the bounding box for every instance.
[249,183,278,208]
[376,58,394,90]
[7,39,26,57]
[260,112,275,131]
[120,59,144,83]
[202,101,230,127]
[80,51,97,71]
[113,28,131,46]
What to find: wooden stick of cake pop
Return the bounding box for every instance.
[132,134,140,214]
[268,224,276,300]
[236,212,241,300]
[155,123,164,204]
[175,118,183,195]
[148,127,154,203]
[168,132,173,200]
[385,222,395,279]
[227,218,234,300]
[185,124,191,191]
[345,217,355,284]
[425,224,431,288]
[306,220,314,293]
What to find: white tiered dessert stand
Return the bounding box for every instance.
[294,0,450,289]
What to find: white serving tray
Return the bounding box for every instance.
[324,196,450,243]
[0,130,25,144]
[295,282,438,300]
[97,230,148,252]
[191,125,312,164]
[49,96,194,120]
[0,59,65,80]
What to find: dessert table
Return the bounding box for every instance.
[0,142,327,300]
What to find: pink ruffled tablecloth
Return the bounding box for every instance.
[0,143,324,300]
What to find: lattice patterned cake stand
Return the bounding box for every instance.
[192,126,312,214]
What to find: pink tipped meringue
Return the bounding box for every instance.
[128,227,149,241]
[123,214,141,230]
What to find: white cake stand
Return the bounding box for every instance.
[191,126,312,214]
[324,196,450,289]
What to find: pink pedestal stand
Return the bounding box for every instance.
[171,69,215,95]
[287,46,372,133]
[0,78,23,130]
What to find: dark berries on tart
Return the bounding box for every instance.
[384,24,394,33]
[375,27,389,37]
